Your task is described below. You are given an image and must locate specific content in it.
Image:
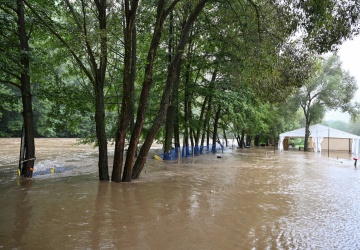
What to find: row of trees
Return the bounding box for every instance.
[1,0,360,181]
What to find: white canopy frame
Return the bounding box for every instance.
[278,124,360,155]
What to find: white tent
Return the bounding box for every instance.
[278,124,360,155]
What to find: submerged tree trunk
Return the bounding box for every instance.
[200,69,217,152]
[304,120,311,151]
[174,100,181,149]
[222,125,228,147]
[164,11,176,158]
[246,135,252,147]
[212,104,221,153]
[112,0,139,182]
[122,0,176,182]
[195,96,207,147]
[132,0,209,179]
[17,0,35,177]
[236,134,241,147]
[164,63,181,158]
[95,86,109,181]
[254,135,260,146]
[302,105,311,151]
[25,0,110,180]
[184,63,191,156]
[95,0,109,181]
[240,130,245,148]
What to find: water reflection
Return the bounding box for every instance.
[12,179,33,247]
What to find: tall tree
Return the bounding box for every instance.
[111,0,139,182]
[291,54,359,150]
[0,0,36,177]
[116,0,180,182]
[131,0,210,179]
[25,0,111,180]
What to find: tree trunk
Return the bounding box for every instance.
[212,104,221,153]
[304,121,310,151]
[95,86,109,181]
[254,134,260,146]
[240,130,245,148]
[132,0,209,179]
[164,11,176,159]
[195,96,208,147]
[184,64,191,156]
[95,0,109,181]
[25,0,110,180]
[164,105,176,158]
[112,0,139,182]
[236,134,241,147]
[206,125,210,148]
[122,0,173,182]
[17,0,35,178]
[174,100,180,149]
[246,135,252,147]
[303,105,311,152]
[130,20,137,149]
[222,126,228,147]
[164,63,181,159]
[200,70,217,152]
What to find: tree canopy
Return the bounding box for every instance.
[1,0,360,181]
[289,54,359,150]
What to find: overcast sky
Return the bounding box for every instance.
[324,35,360,122]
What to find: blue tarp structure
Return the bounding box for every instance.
[162,143,224,160]
[33,166,75,176]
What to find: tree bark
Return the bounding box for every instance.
[303,104,311,151]
[200,70,217,152]
[222,125,228,147]
[25,0,110,180]
[132,0,209,179]
[184,62,191,156]
[212,104,221,153]
[122,0,175,182]
[304,117,311,151]
[95,0,109,181]
[240,130,245,148]
[164,11,176,158]
[254,134,260,146]
[195,96,208,147]
[17,0,35,178]
[112,0,139,182]
[95,86,109,181]
[236,134,241,147]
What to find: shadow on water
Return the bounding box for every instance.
[1,139,360,249]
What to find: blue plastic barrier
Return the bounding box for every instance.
[162,143,223,160]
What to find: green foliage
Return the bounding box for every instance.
[0,85,22,137]
[296,0,360,53]
[293,54,359,124]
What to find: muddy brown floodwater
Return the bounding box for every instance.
[1,138,360,249]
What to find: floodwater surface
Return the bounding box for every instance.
[1,138,360,249]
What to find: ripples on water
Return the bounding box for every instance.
[1,138,360,249]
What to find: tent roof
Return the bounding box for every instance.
[279,124,360,139]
